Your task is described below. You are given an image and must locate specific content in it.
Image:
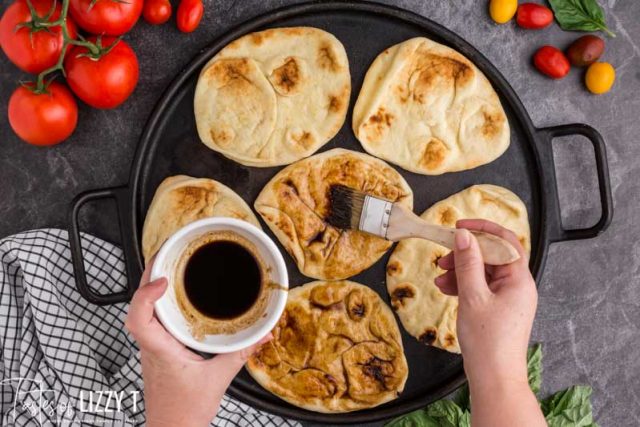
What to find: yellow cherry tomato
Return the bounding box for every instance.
[585,62,616,94]
[489,0,518,24]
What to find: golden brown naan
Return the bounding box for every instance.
[194,27,351,167]
[353,37,510,175]
[254,148,413,280]
[247,281,408,413]
[141,175,260,263]
[386,185,530,353]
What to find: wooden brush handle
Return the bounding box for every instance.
[386,204,520,265]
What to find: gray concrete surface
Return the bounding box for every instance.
[1,0,638,425]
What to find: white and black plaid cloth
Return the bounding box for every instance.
[0,229,299,427]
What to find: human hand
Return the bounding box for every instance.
[125,260,271,427]
[434,219,537,390]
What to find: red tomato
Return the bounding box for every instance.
[176,0,203,33]
[517,3,554,29]
[143,0,172,25]
[69,0,143,35]
[0,0,77,74]
[8,82,78,146]
[534,46,570,79]
[64,37,139,109]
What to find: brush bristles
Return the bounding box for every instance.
[327,185,366,230]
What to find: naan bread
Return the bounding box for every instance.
[353,37,510,175]
[254,148,413,280]
[386,185,530,353]
[141,175,260,263]
[194,27,351,167]
[247,281,408,413]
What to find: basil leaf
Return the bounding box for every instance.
[541,385,596,427]
[548,0,615,37]
[426,400,470,427]
[527,343,543,395]
[385,409,439,427]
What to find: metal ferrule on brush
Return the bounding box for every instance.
[359,195,393,238]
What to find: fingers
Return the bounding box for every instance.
[437,252,455,270]
[140,255,156,286]
[125,278,168,341]
[456,219,527,258]
[206,333,273,383]
[453,229,491,302]
[434,270,458,296]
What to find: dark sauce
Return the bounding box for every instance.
[184,240,262,319]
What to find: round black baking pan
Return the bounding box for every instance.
[67,1,613,423]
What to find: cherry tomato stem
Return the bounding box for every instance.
[65,36,139,109]
[0,0,77,74]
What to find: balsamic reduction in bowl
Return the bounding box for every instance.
[183,240,262,319]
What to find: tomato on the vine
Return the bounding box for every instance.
[0,0,78,74]
[64,36,139,109]
[8,82,78,146]
[143,0,172,25]
[176,0,203,33]
[69,0,143,36]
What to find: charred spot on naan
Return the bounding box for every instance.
[411,54,473,103]
[420,138,449,170]
[358,107,396,144]
[386,260,402,277]
[173,186,214,212]
[481,109,506,139]
[343,342,405,403]
[327,84,349,114]
[287,129,316,150]
[269,57,304,96]
[346,289,370,321]
[209,127,236,147]
[418,327,438,346]
[444,333,457,350]
[317,42,341,72]
[437,206,457,226]
[390,284,416,310]
[205,58,251,86]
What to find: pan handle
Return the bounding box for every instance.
[68,186,141,305]
[537,123,613,243]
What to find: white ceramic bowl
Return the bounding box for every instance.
[151,217,288,353]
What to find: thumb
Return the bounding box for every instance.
[205,333,273,384]
[125,278,168,335]
[453,229,491,302]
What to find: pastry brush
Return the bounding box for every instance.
[327,185,520,265]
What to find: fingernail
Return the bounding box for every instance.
[455,229,470,250]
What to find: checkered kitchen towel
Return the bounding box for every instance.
[0,228,299,426]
